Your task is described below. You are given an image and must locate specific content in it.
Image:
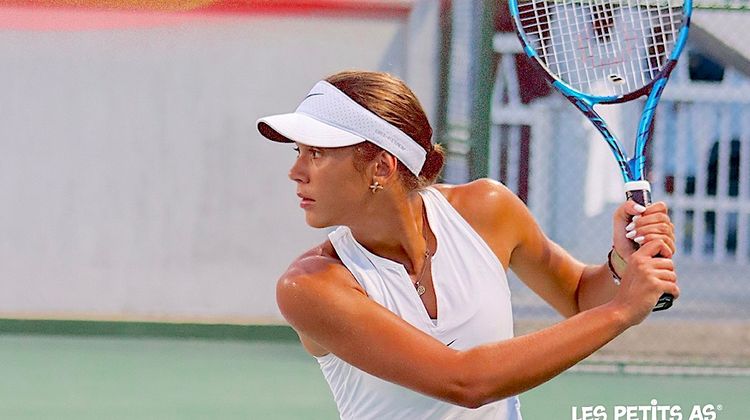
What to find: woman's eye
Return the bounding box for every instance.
[292,146,300,155]
[310,149,322,158]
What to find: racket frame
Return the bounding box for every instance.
[509,0,693,311]
[509,0,692,183]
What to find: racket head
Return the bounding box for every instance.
[509,0,693,104]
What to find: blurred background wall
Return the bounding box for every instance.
[0,0,441,322]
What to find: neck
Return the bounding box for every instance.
[347,189,430,274]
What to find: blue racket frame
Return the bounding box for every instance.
[509,0,692,311]
[509,0,692,184]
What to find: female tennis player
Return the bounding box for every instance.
[257,71,678,419]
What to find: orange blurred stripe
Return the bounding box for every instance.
[0,0,216,11]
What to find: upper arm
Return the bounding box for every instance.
[441,179,586,317]
[276,257,470,405]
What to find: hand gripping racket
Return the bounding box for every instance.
[509,0,692,311]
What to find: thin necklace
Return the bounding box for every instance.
[414,250,431,296]
[414,207,432,297]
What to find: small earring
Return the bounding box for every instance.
[369,181,384,194]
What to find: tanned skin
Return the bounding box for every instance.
[277,143,678,408]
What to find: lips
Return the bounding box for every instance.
[297,192,315,208]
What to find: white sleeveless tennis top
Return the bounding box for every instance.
[318,186,522,420]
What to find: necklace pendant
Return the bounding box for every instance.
[416,284,426,296]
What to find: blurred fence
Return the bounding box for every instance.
[442,0,750,371]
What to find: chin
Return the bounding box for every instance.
[304,213,335,229]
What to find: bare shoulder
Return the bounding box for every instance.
[277,241,370,356]
[277,241,365,326]
[279,241,363,296]
[431,179,532,268]
[432,178,525,228]
[282,241,341,280]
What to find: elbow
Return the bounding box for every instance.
[447,380,491,409]
[456,394,488,410]
[442,354,495,409]
[442,349,524,409]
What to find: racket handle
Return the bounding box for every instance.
[624,181,674,312]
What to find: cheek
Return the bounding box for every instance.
[319,175,369,213]
[326,179,366,205]
[321,162,367,192]
[303,184,364,228]
[312,155,369,204]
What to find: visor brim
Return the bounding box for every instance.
[257,113,366,148]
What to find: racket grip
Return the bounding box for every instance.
[624,181,673,312]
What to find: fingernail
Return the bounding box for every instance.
[626,230,637,239]
[632,215,640,221]
[634,236,645,244]
[625,222,636,231]
[634,204,647,213]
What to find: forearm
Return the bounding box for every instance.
[575,262,620,312]
[455,302,628,407]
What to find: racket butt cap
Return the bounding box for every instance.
[624,180,651,194]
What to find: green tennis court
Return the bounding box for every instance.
[1,333,748,419]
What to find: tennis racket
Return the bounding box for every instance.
[509,0,692,311]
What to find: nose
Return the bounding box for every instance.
[288,155,308,184]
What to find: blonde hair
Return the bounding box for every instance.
[325,71,445,190]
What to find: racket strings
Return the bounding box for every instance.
[517,0,686,97]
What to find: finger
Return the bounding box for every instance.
[633,230,674,249]
[628,227,674,245]
[626,213,673,238]
[653,268,677,282]
[668,235,676,256]
[633,212,672,227]
[661,239,675,258]
[642,201,669,216]
[661,283,680,300]
[634,239,666,258]
[626,211,676,249]
[630,218,673,240]
[638,222,676,255]
[634,234,675,257]
[650,258,675,271]
[623,200,648,218]
[614,202,643,231]
[627,223,673,238]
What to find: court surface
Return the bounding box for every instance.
[1,335,748,419]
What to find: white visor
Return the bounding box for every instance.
[256,81,427,176]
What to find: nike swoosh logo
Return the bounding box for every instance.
[446,339,457,347]
[303,92,324,100]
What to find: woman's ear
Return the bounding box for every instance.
[371,151,399,181]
